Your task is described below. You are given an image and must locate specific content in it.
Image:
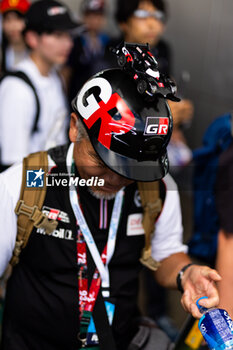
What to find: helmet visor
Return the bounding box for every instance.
[93,140,169,181]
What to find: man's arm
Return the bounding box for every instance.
[0,175,17,276]
[154,252,221,318]
[151,174,221,317]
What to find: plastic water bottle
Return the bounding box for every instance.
[196,296,233,350]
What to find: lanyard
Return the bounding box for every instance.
[70,182,124,349]
[77,230,107,315]
[77,231,109,348]
[67,151,124,348]
[69,181,124,297]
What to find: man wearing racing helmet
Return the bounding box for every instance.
[0,55,221,349]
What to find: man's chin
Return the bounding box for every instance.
[88,187,117,200]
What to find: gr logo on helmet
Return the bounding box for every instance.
[144,117,169,135]
[76,77,135,149]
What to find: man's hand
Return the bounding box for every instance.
[181,265,221,318]
[154,253,221,318]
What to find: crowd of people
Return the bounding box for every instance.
[0,0,231,349]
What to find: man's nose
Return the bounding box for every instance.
[146,16,158,28]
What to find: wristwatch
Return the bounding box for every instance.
[176,263,195,293]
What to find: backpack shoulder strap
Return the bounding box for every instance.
[0,71,40,133]
[137,181,162,271]
[10,151,58,266]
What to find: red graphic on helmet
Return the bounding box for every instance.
[83,93,135,149]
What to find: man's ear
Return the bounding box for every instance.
[69,113,79,142]
[24,30,39,50]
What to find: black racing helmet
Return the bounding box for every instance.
[72,68,173,182]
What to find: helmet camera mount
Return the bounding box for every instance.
[110,42,180,102]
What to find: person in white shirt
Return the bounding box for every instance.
[0,0,78,169]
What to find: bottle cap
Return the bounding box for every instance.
[196,296,208,313]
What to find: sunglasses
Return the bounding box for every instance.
[133,9,165,23]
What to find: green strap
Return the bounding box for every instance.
[80,310,92,335]
[79,310,94,348]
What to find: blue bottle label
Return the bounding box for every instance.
[199,309,233,350]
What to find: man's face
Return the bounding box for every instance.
[72,138,133,199]
[84,12,105,33]
[121,1,165,47]
[69,114,133,199]
[3,11,25,45]
[29,31,73,66]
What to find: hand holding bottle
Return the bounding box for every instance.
[197,296,233,350]
[180,265,222,319]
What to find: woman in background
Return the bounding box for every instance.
[0,0,30,72]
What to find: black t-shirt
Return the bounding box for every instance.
[2,145,166,350]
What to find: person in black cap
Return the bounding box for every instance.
[0,44,221,350]
[0,0,78,169]
[24,0,77,33]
